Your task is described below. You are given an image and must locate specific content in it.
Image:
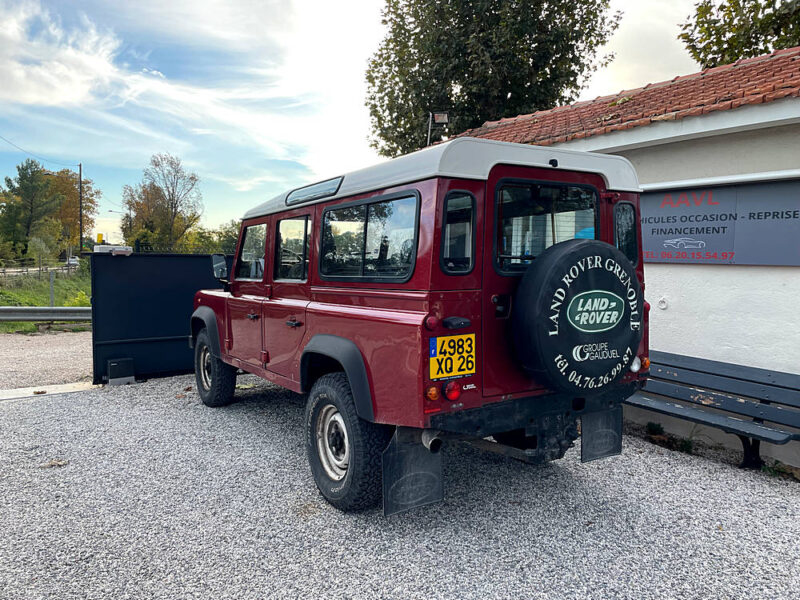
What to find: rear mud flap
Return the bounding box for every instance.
[581,406,622,462]
[381,429,443,516]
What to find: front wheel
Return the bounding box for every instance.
[194,328,236,407]
[305,372,392,511]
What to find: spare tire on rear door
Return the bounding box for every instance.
[512,239,643,395]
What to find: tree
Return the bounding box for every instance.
[215,219,241,254]
[3,160,63,254]
[122,154,203,250]
[0,192,25,257]
[175,226,219,254]
[29,217,63,259]
[26,236,50,267]
[45,169,101,254]
[365,0,621,156]
[680,0,800,68]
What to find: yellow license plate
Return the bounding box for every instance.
[429,334,476,380]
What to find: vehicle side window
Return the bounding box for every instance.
[321,205,365,277]
[235,223,267,280]
[441,191,475,274]
[615,202,638,265]
[321,195,417,280]
[496,182,596,273]
[275,216,311,280]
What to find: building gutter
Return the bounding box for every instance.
[640,169,800,191]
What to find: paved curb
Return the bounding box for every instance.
[0,381,99,402]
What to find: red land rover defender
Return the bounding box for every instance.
[190,137,649,515]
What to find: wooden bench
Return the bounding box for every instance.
[625,350,800,468]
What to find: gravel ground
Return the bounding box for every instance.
[1,375,798,600]
[0,331,92,389]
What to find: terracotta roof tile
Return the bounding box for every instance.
[456,46,800,146]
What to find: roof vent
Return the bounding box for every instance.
[285,176,344,206]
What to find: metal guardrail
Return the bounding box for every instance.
[0,306,92,322]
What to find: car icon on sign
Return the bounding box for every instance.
[663,238,706,249]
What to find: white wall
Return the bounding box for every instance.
[644,263,800,374]
[561,121,800,466]
[607,125,800,374]
[615,124,800,185]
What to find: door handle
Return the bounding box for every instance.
[285,318,302,328]
[247,312,260,320]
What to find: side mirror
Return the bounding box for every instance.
[211,254,228,280]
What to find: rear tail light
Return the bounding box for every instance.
[426,386,440,402]
[444,381,461,401]
[641,356,651,371]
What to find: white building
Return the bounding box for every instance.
[463,46,800,466]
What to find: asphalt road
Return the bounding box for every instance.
[1,375,798,599]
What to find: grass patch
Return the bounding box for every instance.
[0,321,38,334]
[0,272,91,334]
[0,272,91,306]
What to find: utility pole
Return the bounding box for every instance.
[426,112,433,147]
[78,162,83,255]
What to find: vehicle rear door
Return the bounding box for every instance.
[263,210,312,380]
[228,219,269,369]
[481,164,610,398]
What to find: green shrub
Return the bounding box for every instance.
[64,290,91,307]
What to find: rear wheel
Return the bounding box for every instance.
[194,328,236,407]
[305,372,392,511]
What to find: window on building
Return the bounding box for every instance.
[615,203,638,264]
[496,182,596,273]
[275,216,311,280]
[235,223,267,280]
[441,192,475,274]
[321,195,417,280]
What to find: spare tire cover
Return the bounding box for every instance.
[513,239,643,395]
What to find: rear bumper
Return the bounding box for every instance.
[428,382,640,437]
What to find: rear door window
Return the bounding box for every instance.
[235,223,267,280]
[496,182,596,273]
[441,191,475,274]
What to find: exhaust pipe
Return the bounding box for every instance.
[421,429,443,453]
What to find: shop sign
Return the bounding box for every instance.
[640,180,800,266]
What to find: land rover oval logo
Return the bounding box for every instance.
[566,290,624,333]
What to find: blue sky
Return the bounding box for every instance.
[0,0,697,242]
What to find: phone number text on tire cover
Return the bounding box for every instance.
[553,347,633,390]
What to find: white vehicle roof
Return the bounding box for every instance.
[244,137,640,219]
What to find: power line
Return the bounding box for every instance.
[0,133,78,168]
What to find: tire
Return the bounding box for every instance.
[305,372,392,511]
[194,328,236,407]
[512,239,644,395]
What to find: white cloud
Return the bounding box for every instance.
[0,0,385,191]
[0,1,118,105]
